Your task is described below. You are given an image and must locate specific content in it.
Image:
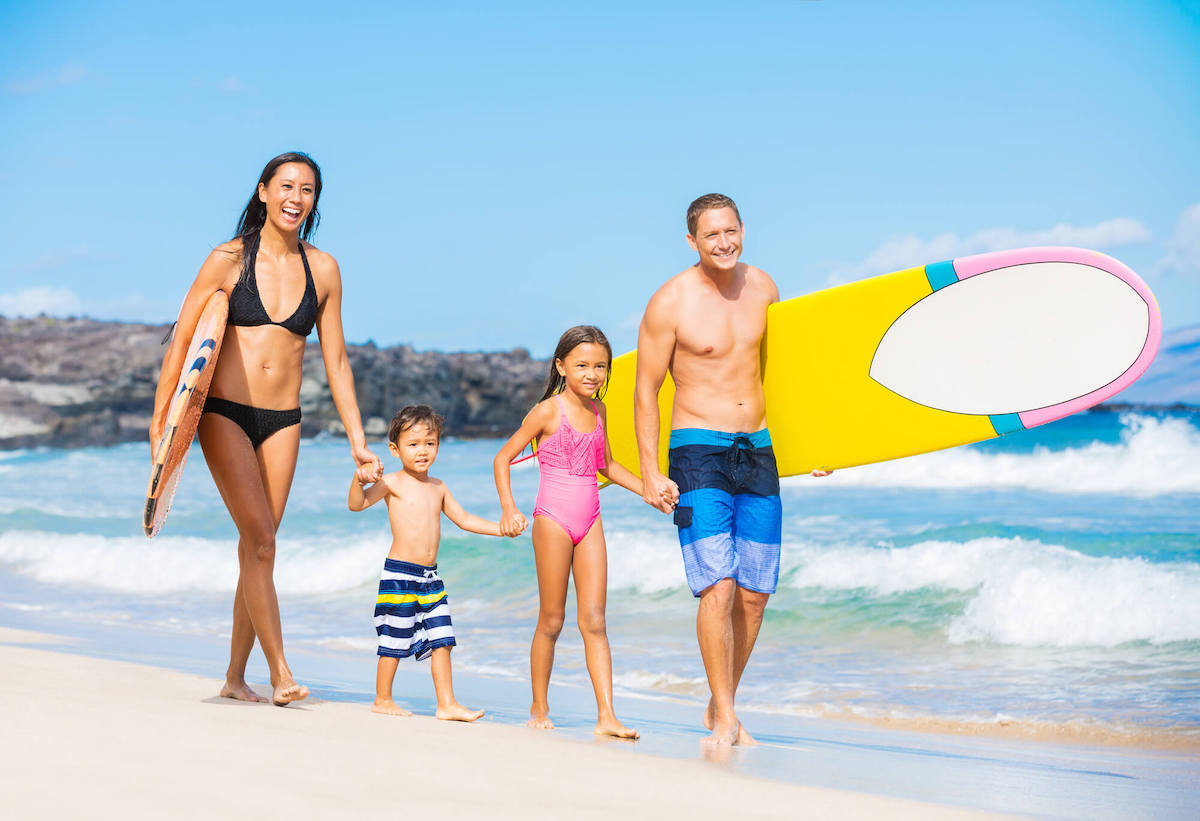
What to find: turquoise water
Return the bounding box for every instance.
[1,409,1198,743]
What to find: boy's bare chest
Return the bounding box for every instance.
[385,483,442,525]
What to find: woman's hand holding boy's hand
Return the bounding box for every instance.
[500,509,528,537]
[352,444,383,481]
[355,462,381,485]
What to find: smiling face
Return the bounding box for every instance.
[389,422,440,476]
[686,206,744,273]
[257,161,316,236]
[555,342,610,399]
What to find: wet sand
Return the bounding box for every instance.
[0,627,1014,821]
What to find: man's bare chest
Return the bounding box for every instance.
[675,300,767,359]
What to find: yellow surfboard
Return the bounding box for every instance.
[603,247,1161,479]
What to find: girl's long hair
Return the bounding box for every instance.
[539,325,613,402]
[233,152,323,284]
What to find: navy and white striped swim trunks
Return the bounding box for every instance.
[668,428,783,597]
[374,558,456,660]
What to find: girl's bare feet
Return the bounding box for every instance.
[372,698,413,716]
[527,709,555,730]
[219,679,267,703]
[594,716,639,739]
[271,678,309,706]
[436,702,484,722]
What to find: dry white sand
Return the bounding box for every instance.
[0,628,1019,820]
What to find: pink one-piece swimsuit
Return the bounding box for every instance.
[533,394,606,545]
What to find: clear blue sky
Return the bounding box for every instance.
[3,0,1198,356]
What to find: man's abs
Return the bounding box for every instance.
[669,368,768,433]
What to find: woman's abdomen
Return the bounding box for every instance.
[208,326,307,410]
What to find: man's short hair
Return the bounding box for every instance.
[687,193,742,236]
[388,404,444,444]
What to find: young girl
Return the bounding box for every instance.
[493,325,645,739]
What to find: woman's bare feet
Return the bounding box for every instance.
[219,679,267,703]
[436,702,484,722]
[527,708,555,729]
[594,716,639,739]
[372,698,413,717]
[271,678,309,707]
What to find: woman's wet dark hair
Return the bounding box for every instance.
[233,152,323,283]
[539,325,613,402]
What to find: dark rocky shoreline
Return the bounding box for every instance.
[0,316,546,449]
[2,315,1194,451]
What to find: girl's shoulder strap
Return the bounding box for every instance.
[548,392,566,429]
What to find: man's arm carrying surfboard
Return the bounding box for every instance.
[634,281,681,514]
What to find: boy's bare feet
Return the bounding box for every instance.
[271,678,309,707]
[594,716,639,739]
[372,698,413,717]
[436,702,484,722]
[527,709,555,730]
[219,679,267,703]
[704,699,757,745]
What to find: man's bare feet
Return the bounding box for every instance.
[704,700,756,745]
[271,679,309,707]
[734,721,758,746]
[594,716,639,739]
[436,702,484,722]
[219,680,267,703]
[527,709,555,729]
[372,698,413,717]
[701,719,740,748]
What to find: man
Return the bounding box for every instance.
[635,193,827,747]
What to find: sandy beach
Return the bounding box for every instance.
[0,627,1022,821]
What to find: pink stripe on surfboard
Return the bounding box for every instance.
[949,247,1162,428]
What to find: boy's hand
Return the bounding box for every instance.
[352,444,383,481]
[356,463,380,485]
[811,468,833,478]
[499,509,528,537]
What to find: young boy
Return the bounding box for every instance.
[349,404,523,721]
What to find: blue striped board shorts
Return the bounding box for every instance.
[374,558,456,660]
[668,428,783,597]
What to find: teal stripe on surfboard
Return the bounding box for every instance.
[989,413,1025,435]
[924,260,959,291]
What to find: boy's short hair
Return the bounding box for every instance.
[686,193,741,236]
[388,404,445,444]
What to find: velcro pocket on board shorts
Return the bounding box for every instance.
[673,505,693,529]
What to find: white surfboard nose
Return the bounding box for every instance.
[869,261,1151,416]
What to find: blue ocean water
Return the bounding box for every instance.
[1,410,1198,745]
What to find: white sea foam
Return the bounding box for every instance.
[603,527,689,594]
[787,414,1200,496]
[787,537,1200,647]
[0,530,392,596]
[614,669,708,698]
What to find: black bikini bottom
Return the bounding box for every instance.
[203,397,301,449]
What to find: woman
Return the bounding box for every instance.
[151,152,380,706]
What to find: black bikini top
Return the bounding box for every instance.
[228,243,318,337]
